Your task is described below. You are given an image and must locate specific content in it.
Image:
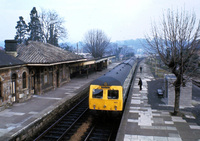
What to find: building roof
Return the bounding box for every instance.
[17,41,84,64]
[0,50,24,68]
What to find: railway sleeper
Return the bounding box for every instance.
[67,114,82,118]
[43,134,60,139]
[94,129,111,133]
[56,124,72,127]
[61,119,76,123]
[49,130,64,134]
[51,127,68,132]
[89,136,109,141]
[92,132,110,136]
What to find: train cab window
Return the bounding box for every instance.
[92,89,103,98]
[108,90,119,99]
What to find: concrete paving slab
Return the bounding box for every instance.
[116,60,200,141]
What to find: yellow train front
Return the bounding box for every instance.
[89,58,137,112]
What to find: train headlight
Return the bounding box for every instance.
[115,105,117,110]
[93,105,96,109]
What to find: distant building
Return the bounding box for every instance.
[77,53,93,59]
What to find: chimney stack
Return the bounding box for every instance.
[5,40,18,57]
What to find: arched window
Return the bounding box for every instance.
[11,73,17,94]
[22,72,27,89]
[44,68,48,84]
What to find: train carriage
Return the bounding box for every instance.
[89,58,137,112]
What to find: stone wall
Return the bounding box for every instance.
[0,66,31,110]
[37,65,71,94]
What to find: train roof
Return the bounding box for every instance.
[91,58,136,86]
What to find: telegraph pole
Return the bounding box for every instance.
[77,42,78,55]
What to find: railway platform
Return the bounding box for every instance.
[116,60,200,141]
[0,62,120,140]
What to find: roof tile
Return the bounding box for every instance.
[0,50,24,67]
[17,41,83,64]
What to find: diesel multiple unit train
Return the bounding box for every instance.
[89,58,137,112]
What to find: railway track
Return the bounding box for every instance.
[34,96,120,141]
[34,96,89,141]
[83,117,120,141]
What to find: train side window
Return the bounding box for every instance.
[108,90,119,99]
[92,89,103,98]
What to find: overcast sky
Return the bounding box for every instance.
[0,0,200,43]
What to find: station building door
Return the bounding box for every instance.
[30,74,35,94]
[56,70,59,87]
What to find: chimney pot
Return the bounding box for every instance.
[5,40,18,57]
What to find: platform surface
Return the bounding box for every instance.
[116,60,200,141]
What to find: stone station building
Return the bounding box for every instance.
[0,49,27,109]
[0,40,114,111]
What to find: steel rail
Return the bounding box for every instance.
[34,96,88,141]
[83,125,95,141]
[57,107,88,141]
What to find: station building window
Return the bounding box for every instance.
[62,65,65,79]
[11,73,17,94]
[44,68,48,84]
[48,67,53,85]
[22,72,27,89]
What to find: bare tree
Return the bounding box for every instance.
[107,43,122,60]
[121,45,135,60]
[145,9,200,115]
[83,29,110,58]
[40,9,67,46]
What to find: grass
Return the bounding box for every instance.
[147,63,171,79]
